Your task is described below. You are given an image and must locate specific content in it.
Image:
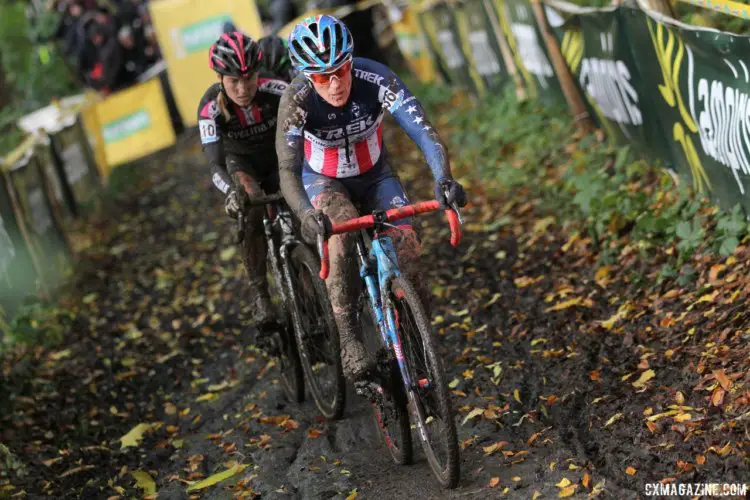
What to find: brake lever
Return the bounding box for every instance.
[444,189,465,225]
[237,212,245,244]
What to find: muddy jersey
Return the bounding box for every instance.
[276,58,449,214]
[198,76,288,193]
[198,77,288,155]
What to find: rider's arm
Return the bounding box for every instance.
[197,93,233,194]
[368,60,453,182]
[276,77,314,215]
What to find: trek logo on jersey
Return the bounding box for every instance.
[354,69,384,85]
[315,115,376,140]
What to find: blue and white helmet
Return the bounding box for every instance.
[288,15,354,74]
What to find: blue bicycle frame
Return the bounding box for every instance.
[356,232,425,397]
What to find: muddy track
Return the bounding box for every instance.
[2,125,746,499]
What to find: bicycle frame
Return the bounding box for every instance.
[356,231,418,395]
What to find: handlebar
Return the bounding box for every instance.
[246,192,284,207]
[317,200,462,280]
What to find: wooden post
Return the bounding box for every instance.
[2,169,48,297]
[530,0,595,133]
[482,0,527,101]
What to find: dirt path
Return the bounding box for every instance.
[1,124,746,499]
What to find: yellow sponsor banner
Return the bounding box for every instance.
[79,91,111,179]
[95,79,176,168]
[149,0,264,127]
[389,6,438,83]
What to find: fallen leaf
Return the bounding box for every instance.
[345,490,358,500]
[589,370,601,381]
[604,413,623,428]
[556,478,572,488]
[514,276,543,288]
[674,413,691,423]
[164,403,177,415]
[307,428,322,439]
[582,472,590,488]
[120,423,154,449]
[50,349,72,361]
[185,463,248,492]
[488,477,500,488]
[713,369,732,391]
[448,378,459,388]
[513,389,521,403]
[695,291,718,304]
[674,392,685,405]
[462,369,474,380]
[545,297,593,312]
[532,491,542,500]
[482,441,508,455]
[711,387,725,407]
[220,247,237,261]
[632,369,655,388]
[461,407,484,425]
[559,485,577,497]
[196,393,220,402]
[59,465,95,477]
[625,466,637,475]
[132,471,156,495]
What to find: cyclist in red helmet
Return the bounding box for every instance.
[197,32,290,328]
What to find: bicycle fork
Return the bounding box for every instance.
[357,236,417,396]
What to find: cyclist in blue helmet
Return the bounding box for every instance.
[276,15,467,383]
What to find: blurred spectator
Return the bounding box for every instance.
[320,0,385,64]
[48,0,162,96]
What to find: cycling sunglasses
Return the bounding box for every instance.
[306,56,353,85]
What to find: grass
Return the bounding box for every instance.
[413,81,750,285]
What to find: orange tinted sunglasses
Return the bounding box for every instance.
[308,58,353,85]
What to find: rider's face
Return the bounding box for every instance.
[221,73,258,106]
[309,59,353,108]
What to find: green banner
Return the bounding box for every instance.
[453,0,509,92]
[546,3,670,161]
[623,7,750,211]
[419,2,478,91]
[500,0,564,104]
[0,175,38,316]
[7,152,71,288]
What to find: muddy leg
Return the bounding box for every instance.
[313,191,372,380]
[234,172,274,325]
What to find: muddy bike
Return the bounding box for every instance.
[237,193,345,419]
[317,198,463,488]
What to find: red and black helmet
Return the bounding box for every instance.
[208,31,263,78]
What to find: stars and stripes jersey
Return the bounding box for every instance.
[276,58,449,185]
[197,77,288,157]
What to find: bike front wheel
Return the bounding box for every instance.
[389,276,460,488]
[287,244,345,420]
